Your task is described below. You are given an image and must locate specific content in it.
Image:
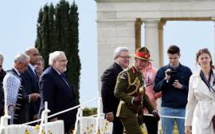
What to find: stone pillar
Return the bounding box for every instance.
[158,19,166,67]
[97,19,136,89]
[144,19,160,69]
[135,18,142,49]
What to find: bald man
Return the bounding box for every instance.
[21,47,41,123]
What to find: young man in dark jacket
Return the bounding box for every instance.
[154,45,192,134]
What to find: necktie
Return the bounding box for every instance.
[61,73,70,87]
[34,69,38,78]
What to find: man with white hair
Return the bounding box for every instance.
[101,47,130,134]
[3,53,40,124]
[39,51,77,134]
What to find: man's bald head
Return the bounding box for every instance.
[25,47,39,65]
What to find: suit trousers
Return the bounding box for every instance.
[120,117,142,134]
[112,116,123,134]
[143,115,158,134]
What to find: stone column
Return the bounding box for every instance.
[144,19,160,69]
[158,19,166,67]
[135,18,142,49]
[97,19,136,88]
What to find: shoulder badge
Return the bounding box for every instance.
[120,72,127,79]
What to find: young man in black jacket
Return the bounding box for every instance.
[154,45,192,134]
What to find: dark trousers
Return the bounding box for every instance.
[112,117,123,134]
[144,115,158,134]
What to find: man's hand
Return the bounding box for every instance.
[105,112,114,122]
[172,80,183,89]
[152,110,160,121]
[33,114,38,120]
[133,96,141,105]
[29,93,40,102]
[185,126,191,134]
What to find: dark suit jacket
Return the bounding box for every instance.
[38,67,77,133]
[21,66,40,121]
[0,69,6,116]
[101,62,123,114]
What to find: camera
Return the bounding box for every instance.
[166,70,177,75]
[166,69,178,84]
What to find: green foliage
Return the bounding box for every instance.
[83,107,98,116]
[35,0,81,103]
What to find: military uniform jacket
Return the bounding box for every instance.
[114,66,154,118]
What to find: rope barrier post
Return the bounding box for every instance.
[0,115,11,134]
[39,101,50,134]
[0,85,11,134]
[96,97,102,134]
[80,106,85,134]
[74,108,81,134]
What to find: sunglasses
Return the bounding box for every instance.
[0,65,2,68]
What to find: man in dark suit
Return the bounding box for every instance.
[39,51,77,134]
[101,47,130,134]
[21,47,40,122]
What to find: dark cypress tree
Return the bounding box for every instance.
[35,9,44,58]
[36,5,51,68]
[48,3,55,54]
[67,2,81,103]
[35,0,81,103]
[54,0,70,51]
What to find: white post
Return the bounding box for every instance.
[80,107,83,134]
[96,97,102,134]
[0,83,10,134]
[39,101,50,134]
[44,102,48,134]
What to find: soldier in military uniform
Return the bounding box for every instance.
[114,47,160,134]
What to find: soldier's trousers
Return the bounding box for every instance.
[120,117,142,134]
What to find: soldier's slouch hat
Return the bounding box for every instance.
[134,47,152,61]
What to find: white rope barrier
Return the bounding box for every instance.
[0,97,99,134]
[23,97,98,125]
[48,97,98,119]
[0,96,187,134]
[144,114,185,119]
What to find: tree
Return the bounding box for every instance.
[67,2,80,102]
[35,0,81,103]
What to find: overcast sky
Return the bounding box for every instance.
[0,1,214,107]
